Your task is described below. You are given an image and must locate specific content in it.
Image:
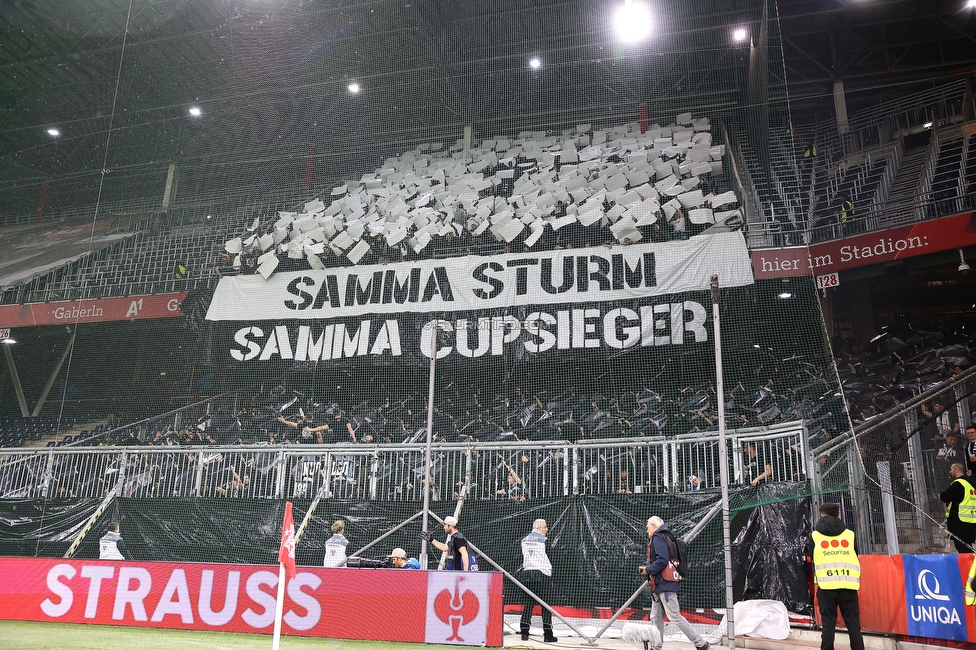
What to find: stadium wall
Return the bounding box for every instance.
[0,491,813,614]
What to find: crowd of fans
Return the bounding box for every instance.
[2,329,971,500]
[76,340,854,457]
[213,113,739,278]
[834,328,974,424]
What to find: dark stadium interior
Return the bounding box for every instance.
[0,2,975,634]
[0,4,970,436]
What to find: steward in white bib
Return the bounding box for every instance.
[99,522,127,560]
[518,519,556,643]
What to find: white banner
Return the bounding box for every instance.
[205,232,753,322]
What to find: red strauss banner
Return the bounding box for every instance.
[752,211,976,279]
[0,557,504,646]
[0,293,186,329]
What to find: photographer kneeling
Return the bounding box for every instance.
[390,547,421,569]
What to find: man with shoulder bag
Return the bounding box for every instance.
[638,516,708,650]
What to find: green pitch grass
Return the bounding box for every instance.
[0,620,466,650]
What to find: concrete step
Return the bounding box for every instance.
[730,629,896,650]
[886,153,925,195]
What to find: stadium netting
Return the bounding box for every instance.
[0,0,894,642]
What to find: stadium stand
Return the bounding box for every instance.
[1,3,975,646]
[214,115,739,278]
[929,134,966,218]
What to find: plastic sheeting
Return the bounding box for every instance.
[730,489,812,615]
[100,493,730,609]
[0,499,101,557]
[0,489,812,613]
[713,600,791,640]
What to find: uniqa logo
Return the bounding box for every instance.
[914,569,950,601]
[910,569,961,626]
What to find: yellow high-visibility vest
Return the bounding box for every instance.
[812,529,860,590]
[965,556,976,606]
[840,200,853,223]
[947,478,976,523]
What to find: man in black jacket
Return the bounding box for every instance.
[940,462,976,553]
[638,517,709,650]
[808,502,862,650]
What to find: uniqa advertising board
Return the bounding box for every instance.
[836,554,976,643]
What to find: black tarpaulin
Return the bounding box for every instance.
[0,490,813,613]
[0,499,101,557]
[731,489,812,615]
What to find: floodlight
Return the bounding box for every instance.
[923,121,933,128]
[529,57,542,69]
[47,128,61,137]
[959,249,970,276]
[777,292,793,299]
[188,106,202,117]
[968,0,976,9]
[733,28,748,42]
[1,338,15,345]
[614,1,652,43]
[348,82,361,94]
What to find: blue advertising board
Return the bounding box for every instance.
[903,554,967,641]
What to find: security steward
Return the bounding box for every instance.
[965,555,976,606]
[940,462,976,553]
[99,521,128,560]
[809,502,863,650]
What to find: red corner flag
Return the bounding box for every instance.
[278,501,296,579]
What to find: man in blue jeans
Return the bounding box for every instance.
[639,516,709,650]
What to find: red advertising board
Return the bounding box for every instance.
[752,211,976,279]
[0,557,504,646]
[831,554,976,642]
[0,293,186,329]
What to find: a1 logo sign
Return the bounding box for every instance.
[816,273,839,290]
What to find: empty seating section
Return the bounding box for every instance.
[929,137,964,217]
[1,222,232,304]
[0,416,61,448]
[966,134,976,206]
[808,155,889,238]
[90,230,218,297]
[0,419,111,449]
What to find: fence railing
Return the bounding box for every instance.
[0,421,807,502]
[792,80,970,163]
[813,366,976,555]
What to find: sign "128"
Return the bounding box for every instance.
[816,273,839,290]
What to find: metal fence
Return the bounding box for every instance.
[0,421,806,502]
[812,366,976,555]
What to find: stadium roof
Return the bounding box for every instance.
[778,0,976,120]
[0,0,974,217]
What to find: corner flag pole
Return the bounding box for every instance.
[711,274,735,650]
[272,562,286,650]
[273,501,296,650]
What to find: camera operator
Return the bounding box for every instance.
[390,547,421,569]
[346,556,391,569]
